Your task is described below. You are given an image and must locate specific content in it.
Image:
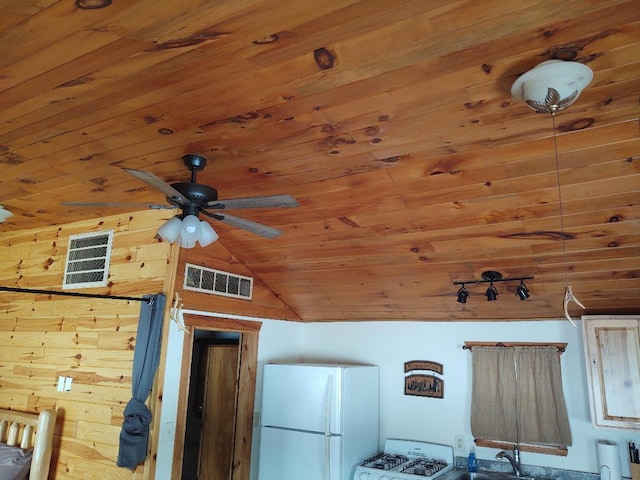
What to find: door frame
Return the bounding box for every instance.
[172,314,261,480]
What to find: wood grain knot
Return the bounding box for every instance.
[253,34,279,45]
[157,31,226,50]
[229,112,258,123]
[314,48,335,70]
[558,118,593,131]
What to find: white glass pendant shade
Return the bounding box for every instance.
[511,60,593,114]
[179,215,201,249]
[198,220,219,247]
[157,216,183,243]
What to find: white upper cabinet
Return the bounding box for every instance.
[582,315,640,429]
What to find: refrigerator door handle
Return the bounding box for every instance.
[323,375,334,480]
[323,374,334,436]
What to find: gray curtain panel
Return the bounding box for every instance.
[117,293,166,470]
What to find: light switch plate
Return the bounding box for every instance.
[56,376,65,392]
[64,377,73,391]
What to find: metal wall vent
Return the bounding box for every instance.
[184,263,253,300]
[63,230,114,289]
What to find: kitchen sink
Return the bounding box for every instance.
[450,471,545,480]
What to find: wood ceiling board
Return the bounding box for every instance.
[1,0,638,321]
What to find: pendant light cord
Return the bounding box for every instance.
[551,113,570,286]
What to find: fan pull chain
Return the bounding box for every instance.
[551,113,584,327]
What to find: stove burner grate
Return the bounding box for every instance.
[360,453,409,470]
[400,457,448,476]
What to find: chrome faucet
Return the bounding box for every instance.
[495,445,523,477]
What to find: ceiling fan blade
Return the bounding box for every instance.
[201,210,282,238]
[123,168,191,205]
[62,201,176,209]
[206,194,299,209]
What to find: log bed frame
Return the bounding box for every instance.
[0,409,56,480]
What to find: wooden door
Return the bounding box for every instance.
[583,315,640,429]
[198,344,240,480]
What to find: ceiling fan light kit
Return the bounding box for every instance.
[62,154,298,247]
[158,215,219,249]
[511,59,593,325]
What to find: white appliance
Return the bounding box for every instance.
[354,439,454,480]
[258,363,379,480]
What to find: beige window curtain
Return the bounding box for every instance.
[471,346,572,449]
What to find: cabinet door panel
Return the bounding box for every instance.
[583,315,640,429]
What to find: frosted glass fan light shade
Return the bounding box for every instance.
[179,215,201,249]
[157,216,182,243]
[198,220,219,247]
[511,60,593,114]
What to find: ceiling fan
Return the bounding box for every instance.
[62,154,299,246]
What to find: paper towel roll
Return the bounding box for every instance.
[598,440,622,480]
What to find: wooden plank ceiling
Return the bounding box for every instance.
[0,0,638,322]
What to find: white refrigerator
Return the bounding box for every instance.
[257,363,379,480]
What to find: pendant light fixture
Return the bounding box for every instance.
[511,59,593,326]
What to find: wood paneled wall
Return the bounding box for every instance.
[0,209,173,479]
[177,243,300,321]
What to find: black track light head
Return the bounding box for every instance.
[516,281,530,300]
[457,285,469,304]
[485,283,498,301]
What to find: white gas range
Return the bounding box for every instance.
[354,439,454,480]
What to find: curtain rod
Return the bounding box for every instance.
[462,342,566,353]
[0,286,151,303]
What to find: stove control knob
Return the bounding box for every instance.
[357,473,369,480]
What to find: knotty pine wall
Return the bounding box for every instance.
[0,209,174,480]
[176,245,300,321]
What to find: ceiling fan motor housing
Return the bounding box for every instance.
[168,182,219,212]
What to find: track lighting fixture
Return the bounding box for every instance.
[452,271,533,304]
[516,280,530,301]
[456,285,469,304]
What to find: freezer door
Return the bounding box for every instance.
[261,364,342,434]
[258,427,342,480]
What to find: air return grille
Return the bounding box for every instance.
[184,263,253,300]
[63,230,114,289]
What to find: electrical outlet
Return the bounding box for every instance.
[455,434,465,451]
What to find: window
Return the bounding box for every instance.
[469,343,571,456]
